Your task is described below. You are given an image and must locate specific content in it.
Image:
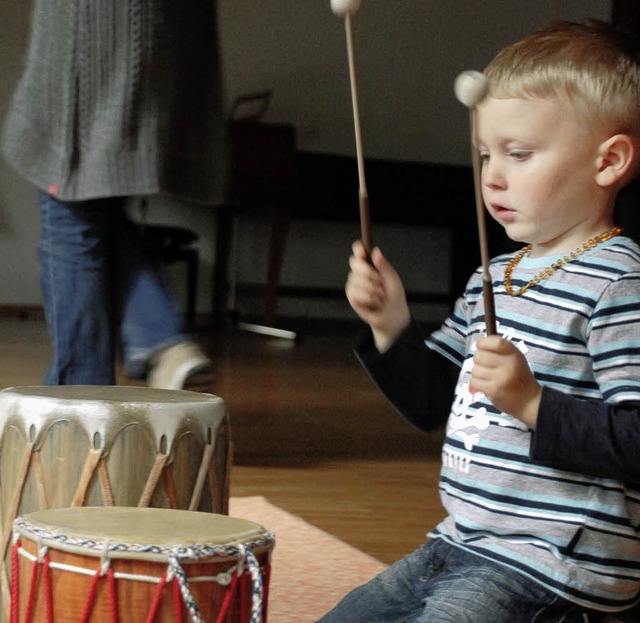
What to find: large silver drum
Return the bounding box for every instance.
[0,385,231,621]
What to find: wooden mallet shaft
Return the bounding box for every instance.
[332,0,372,255]
[454,70,496,335]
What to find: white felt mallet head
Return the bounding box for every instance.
[330,0,363,18]
[454,70,490,108]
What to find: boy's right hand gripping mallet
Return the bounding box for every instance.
[454,70,495,335]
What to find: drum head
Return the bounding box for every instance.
[2,385,219,405]
[14,507,273,559]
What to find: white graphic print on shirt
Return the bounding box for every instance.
[445,326,530,466]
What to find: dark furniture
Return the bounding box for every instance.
[291,152,515,305]
[224,150,515,318]
[212,119,297,327]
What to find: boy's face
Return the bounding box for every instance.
[476,95,609,256]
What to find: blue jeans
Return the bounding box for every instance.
[38,192,186,384]
[317,539,602,623]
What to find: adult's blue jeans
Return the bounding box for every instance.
[317,539,603,623]
[38,192,186,384]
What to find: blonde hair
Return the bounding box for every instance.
[484,20,640,139]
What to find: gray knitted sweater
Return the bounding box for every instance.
[2,0,226,203]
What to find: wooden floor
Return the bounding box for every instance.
[0,311,447,565]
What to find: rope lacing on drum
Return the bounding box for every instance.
[11,519,272,622]
[168,543,266,623]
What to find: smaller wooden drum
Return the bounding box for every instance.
[11,507,274,623]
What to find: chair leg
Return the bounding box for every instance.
[213,207,235,323]
[263,205,291,327]
[185,249,199,332]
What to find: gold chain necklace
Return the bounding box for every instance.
[504,225,623,297]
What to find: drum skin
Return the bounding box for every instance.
[12,507,274,622]
[0,386,231,621]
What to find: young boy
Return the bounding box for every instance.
[318,20,640,623]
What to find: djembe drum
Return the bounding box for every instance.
[11,507,274,622]
[0,386,231,621]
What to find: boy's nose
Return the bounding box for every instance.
[482,160,506,189]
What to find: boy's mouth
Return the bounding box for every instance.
[489,203,516,221]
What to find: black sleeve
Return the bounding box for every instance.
[531,386,640,482]
[354,318,457,432]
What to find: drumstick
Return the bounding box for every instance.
[454,70,495,335]
[330,0,372,256]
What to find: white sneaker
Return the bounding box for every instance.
[147,342,211,390]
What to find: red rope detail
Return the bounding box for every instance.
[215,570,239,623]
[262,563,272,623]
[146,573,168,623]
[10,539,21,623]
[239,566,249,623]
[172,580,183,623]
[107,567,118,623]
[79,569,102,623]
[43,557,53,623]
[23,547,41,623]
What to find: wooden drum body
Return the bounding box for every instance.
[11,507,274,622]
[0,386,231,620]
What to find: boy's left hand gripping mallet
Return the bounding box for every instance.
[331,0,373,257]
[454,70,495,335]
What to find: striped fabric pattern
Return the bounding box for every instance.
[427,236,640,611]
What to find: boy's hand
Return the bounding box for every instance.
[471,335,542,428]
[345,241,410,352]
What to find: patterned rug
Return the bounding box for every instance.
[229,496,387,623]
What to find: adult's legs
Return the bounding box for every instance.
[112,208,187,379]
[38,193,191,385]
[38,192,118,384]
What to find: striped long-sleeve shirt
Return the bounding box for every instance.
[358,235,640,613]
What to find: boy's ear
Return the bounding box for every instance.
[595,134,636,187]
